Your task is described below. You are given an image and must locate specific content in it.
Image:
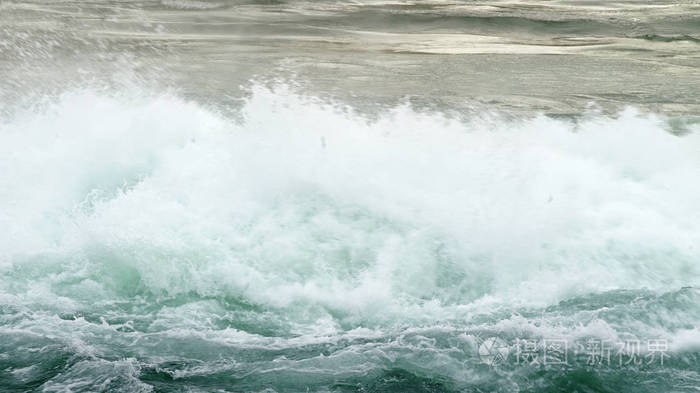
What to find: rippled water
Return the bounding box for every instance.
[1,1,699,392]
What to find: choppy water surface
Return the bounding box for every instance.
[1,1,699,392]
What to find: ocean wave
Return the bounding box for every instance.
[1,85,699,391]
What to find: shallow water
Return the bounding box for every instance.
[1,1,699,392]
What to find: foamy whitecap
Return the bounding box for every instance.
[1,85,699,391]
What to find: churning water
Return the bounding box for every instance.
[1,1,699,392]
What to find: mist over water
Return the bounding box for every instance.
[1,1,700,392]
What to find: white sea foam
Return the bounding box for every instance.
[1,85,699,334]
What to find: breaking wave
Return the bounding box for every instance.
[1,85,699,392]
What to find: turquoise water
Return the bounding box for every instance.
[1,0,700,391]
[1,89,699,392]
